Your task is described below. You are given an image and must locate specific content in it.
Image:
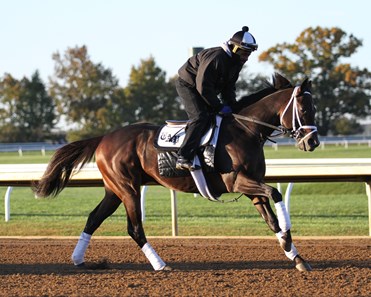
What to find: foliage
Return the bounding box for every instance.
[0,71,56,141]
[258,26,371,136]
[49,45,126,140]
[123,57,186,124]
[236,68,269,98]
[1,27,370,141]
[330,116,363,135]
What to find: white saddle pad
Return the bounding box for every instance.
[156,120,216,150]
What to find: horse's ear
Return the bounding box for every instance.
[300,77,311,91]
[273,72,292,89]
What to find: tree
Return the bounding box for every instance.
[236,68,272,98]
[0,72,56,142]
[49,45,126,140]
[330,116,363,135]
[124,57,186,124]
[258,26,371,135]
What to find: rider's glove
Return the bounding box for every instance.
[219,105,232,115]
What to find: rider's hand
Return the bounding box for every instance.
[219,105,232,115]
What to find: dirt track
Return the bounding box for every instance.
[0,237,370,297]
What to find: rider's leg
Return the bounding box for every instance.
[175,78,211,169]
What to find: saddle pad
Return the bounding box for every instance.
[155,123,213,150]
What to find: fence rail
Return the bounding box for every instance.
[1,159,370,236]
[0,137,370,155]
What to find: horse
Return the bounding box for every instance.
[33,73,320,272]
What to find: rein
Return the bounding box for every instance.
[232,113,288,136]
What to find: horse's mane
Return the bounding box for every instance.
[233,72,293,112]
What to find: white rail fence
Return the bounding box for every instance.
[1,159,370,236]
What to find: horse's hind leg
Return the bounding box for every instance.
[71,190,121,266]
[122,189,167,271]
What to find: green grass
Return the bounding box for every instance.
[0,151,55,164]
[264,143,371,158]
[0,143,369,236]
[0,183,368,237]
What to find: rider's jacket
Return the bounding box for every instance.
[178,46,243,111]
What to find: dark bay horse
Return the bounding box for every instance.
[34,73,320,272]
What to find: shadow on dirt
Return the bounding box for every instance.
[1,259,369,275]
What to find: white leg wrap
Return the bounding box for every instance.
[141,243,166,271]
[274,201,291,232]
[275,231,284,240]
[276,232,299,260]
[71,232,91,265]
[284,243,298,261]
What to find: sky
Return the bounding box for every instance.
[1,0,370,87]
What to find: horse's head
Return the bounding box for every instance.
[279,78,320,151]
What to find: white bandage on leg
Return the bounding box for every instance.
[141,243,166,271]
[71,232,91,265]
[275,231,285,240]
[274,201,291,232]
[275,231,298,260]
[284,243,298,260]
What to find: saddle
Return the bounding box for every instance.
[155,120,214,150]
[154,116,223,201]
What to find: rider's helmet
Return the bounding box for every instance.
[229,26,258,53]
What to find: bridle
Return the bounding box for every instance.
[280,86,317,144]
[232,86,318,143]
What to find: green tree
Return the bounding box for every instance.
[236,69,272,98]
[0,72,56,142]
[124,57,186,124]
[330,116,363,135]
[49,45,126,140]
[258,26,371,135]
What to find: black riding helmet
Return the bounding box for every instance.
[229,26,258,53]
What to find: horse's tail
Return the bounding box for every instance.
[33,136,103,198]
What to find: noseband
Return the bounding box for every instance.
[280,86,317,144]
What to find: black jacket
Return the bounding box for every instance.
[178,46,242,111]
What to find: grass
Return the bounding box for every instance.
[0,143,369,236]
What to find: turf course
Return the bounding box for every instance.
[0,143,369,236]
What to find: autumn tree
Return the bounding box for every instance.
[259,26,371,135]
[0,71,56,142]
[49,45,126,140]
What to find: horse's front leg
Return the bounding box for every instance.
[234,175,312,271]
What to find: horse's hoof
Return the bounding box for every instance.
[296,262,312,272]
[74,259,109,270]
[159,265,173,271]
[75,262,86,268]
[294,256,312,272]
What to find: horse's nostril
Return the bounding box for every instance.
[307,138,314,146]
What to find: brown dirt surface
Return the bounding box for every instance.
[0,237,370,297]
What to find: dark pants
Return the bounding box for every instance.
[176,78,212,160]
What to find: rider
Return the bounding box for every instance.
[175,26,258,170]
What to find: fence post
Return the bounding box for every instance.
[5,186,13,222]
[140,186,148,222]
[170,190,178,236]
[366,181,371,236]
